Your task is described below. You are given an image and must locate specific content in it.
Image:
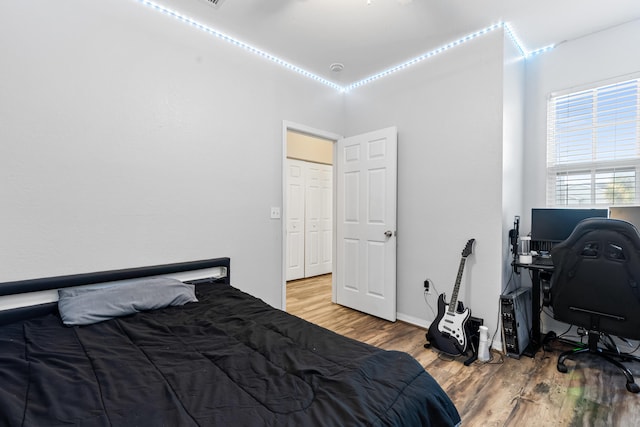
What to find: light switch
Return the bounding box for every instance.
[270,207,281,219]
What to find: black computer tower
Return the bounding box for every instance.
[500,287,532,359]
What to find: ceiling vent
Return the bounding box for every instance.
[202,0,225,7]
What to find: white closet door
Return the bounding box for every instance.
[305,163,332,277]
[286,159,305,281]
[319,164,333,275]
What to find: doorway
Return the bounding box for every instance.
[281,122,342,310]
[281,122,398,321]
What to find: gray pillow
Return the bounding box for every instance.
[58,277,198,326]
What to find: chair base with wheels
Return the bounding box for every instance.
[557,331,640,393]
[549,218,640,394]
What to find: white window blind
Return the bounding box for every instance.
[547,77,640,207]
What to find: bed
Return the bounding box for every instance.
[0,257,461,426]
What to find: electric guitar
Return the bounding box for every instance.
[426,239,475,356]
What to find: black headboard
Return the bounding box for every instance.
[0,257,230,325]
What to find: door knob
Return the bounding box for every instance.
[384,230,393,238]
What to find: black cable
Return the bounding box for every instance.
[555,322,573,339]
[423,289,436,319]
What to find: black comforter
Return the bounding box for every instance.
[0,283,460,426]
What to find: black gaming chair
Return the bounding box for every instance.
[550,218,640,393]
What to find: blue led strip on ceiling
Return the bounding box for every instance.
[347,23,555,92]
[137,1,554,93]
[137,0,343,91]
[347,23,503,92]
[503,22,555,58]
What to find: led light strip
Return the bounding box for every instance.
[503,22,555,58]
[347,23,555,92]
[137,1,553,93]
[347,23,503,91]
[137,0,343,91]
[503,22,528,57]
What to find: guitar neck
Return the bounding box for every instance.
[447,257,467,312]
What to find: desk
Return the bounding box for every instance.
[514,261,554,357]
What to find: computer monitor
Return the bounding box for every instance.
[531,208,608,243]
[609,206,640,229]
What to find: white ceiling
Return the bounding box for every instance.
[153,0,640,84]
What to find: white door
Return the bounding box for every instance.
[305,163,332,277]
[319,165,333,274]
[286,159,305,281]
[336,127,397,321]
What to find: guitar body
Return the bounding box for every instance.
[426,294,471,356]
[425,239,475,356]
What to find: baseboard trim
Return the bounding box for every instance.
[396,312,430,329]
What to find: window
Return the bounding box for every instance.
[547,76,640,207]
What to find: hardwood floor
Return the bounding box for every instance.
[286,275,640,427]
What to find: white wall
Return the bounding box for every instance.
[0,0,345,308]
[344,31,507,336]
[501,36,526,297]
[523,19,640,336]
[523,19,640,231]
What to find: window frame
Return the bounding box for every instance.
[546,74,640,207]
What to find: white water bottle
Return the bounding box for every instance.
[478,325,491,362]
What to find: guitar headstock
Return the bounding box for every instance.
[462,239,475,258]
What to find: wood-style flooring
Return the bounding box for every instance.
[286,274,640,427]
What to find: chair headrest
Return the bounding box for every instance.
[551,218,640,265]
[558,218,640,247]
